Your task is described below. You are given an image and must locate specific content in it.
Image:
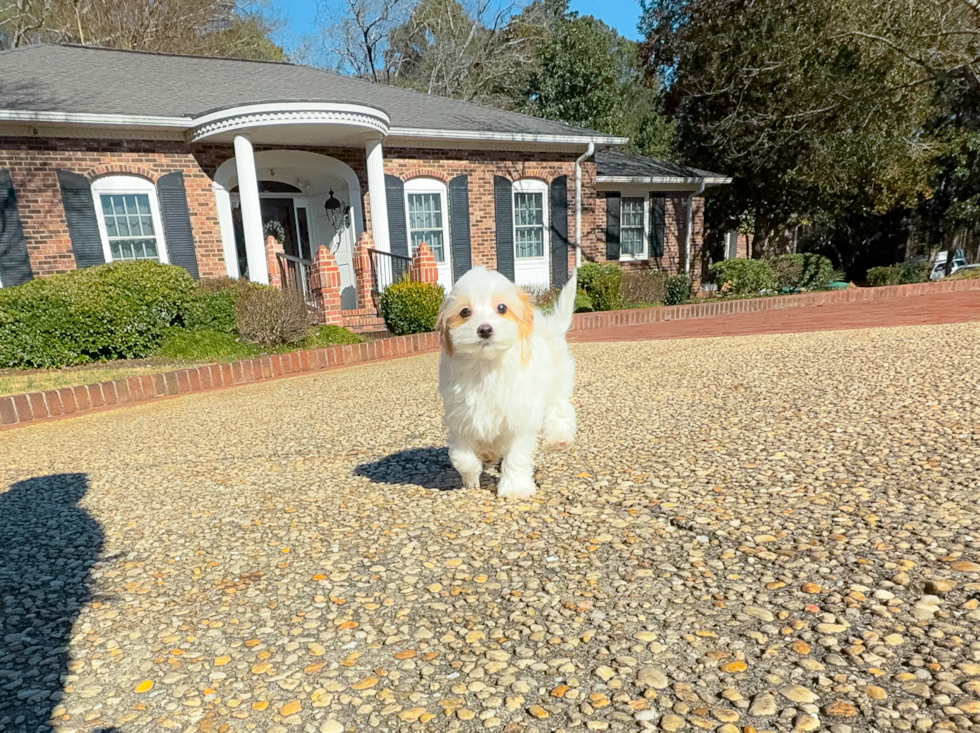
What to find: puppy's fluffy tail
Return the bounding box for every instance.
[543,269,578,337]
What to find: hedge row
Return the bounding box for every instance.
[0,262,334,369]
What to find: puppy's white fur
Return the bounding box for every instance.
[437,267,577,499]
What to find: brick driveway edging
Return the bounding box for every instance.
[1,333,440,429]
[569,277,980,332]
[2,278,978,429]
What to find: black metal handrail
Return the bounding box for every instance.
[367,247,412,294]
[276,252,316,306]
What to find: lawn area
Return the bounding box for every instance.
[0,325,362,397]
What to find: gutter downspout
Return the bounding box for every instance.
[574,142,595,269]
[683,178,706,278]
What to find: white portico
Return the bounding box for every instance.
[193,102,392,305]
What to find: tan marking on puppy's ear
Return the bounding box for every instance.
[517,289,534,367]
[435,296,455,357]
[436,294,471,357]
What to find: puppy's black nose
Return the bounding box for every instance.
[477,324,493,340]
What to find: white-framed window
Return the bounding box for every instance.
[620,196,646,259]
[91,176,168,264]
[512,179,548,259]
[404,178,448,264]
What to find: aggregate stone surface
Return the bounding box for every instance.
[2,323,980,733]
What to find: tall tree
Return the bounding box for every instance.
[517,8,674,157]
[641,0,979,255]
[0,0,284,59]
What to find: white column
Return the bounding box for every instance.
[212,184,240,278]
[234,133,269,284]
[365,137,390,252]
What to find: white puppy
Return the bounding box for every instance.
[436,267,577,499]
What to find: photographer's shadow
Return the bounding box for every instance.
[0,473,105,732]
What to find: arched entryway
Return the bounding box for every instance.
[213,150,364,310]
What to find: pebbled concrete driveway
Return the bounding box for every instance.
[2,322,980,733]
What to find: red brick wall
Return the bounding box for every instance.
[4,139,600,284]
[384,148,595,278]
[587,191,707,283]
[0,138,225,278]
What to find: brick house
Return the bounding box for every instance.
[0,44,729,323]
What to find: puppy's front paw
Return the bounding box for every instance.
[544,439,572,452]
[497,475,537,499]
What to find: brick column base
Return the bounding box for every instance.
[354,231,376,311]
[310,245,344,326]
[266,235,284,289]
[410,243,439,284]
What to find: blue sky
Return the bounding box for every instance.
[273,0,643,57]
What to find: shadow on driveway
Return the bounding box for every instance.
[354,446,471,491]
[0,473,111,732]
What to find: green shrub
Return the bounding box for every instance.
[181,278,265,334]
[664,274,692,305]
[574,289,594,312]
[235,287,311,346]
[577,262,622,311]
[156,328,260,361]
[898,260,930,284]
[379,279,444,335]
[303,325,363,347]
[621,269,666,305]
[866,265,901,286]
[769,254,836,291]
[709,259,775,296]
[769,255,804,290]
[183,290,238,333]
[0,261,194,368]
[950,267,980,280]
[867,262,930,286]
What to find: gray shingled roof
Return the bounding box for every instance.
[596,149,728,182]
[0,44,621,140]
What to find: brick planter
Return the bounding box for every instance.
[569,277,980,333]
[2,278,977,429]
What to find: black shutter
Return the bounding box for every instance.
[650,195,665,259]
[549,175,570,287]
[385,174,409,258]
[157,171,199,279]
[448,174,471,282]
[605,192,621,261]
[57,170,105,269]
[493,176,514,280]
[0,170,33,287]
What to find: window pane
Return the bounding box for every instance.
[621,228,643,256]
[115,215,131,237]
[111,195,127,217]
[101,195,114,217]
[407,193,446,263]
[109,238,158,261]
[514,192,543,227]
[104,215,118,237]
[515,227,543,258]
[137,195,151,216]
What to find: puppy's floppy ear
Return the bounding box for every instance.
[435,295,455,357]
[517,288,534,366]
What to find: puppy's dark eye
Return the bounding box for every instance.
[496,303,508,314]
[459,307,472,318]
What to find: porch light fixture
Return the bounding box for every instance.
[324,189,351,229]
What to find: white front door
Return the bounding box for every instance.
[512,179,550,288]
[404,178,453,291]
[311,191,357,309]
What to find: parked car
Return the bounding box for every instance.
[930,251,970,280]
